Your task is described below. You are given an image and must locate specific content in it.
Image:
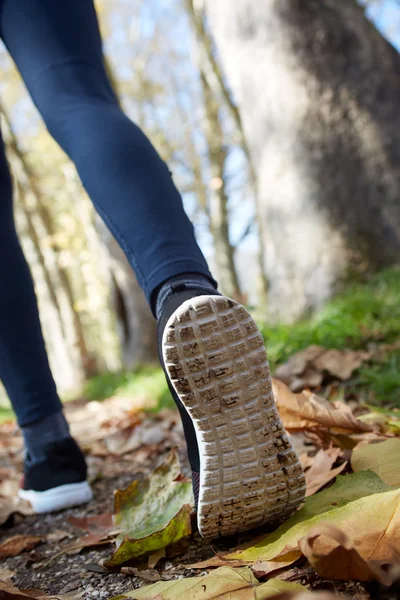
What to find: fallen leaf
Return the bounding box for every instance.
[274,346,371,391]
[272,379,373,433]
[50,532,114,561]
[188,555,247,569]
[0,580,81,599]
[251,554,302,578]
[120,567,161,582]
[104,423,165,456]
[351,438,400,486]
[148,548,166,569]
[45,513,119,560]
[187,553,299,576]
[0,568,15,582]
[267,593,341,600]
[0,535,43,558]
[110,567,306,599]
[106,504,191,567]
[46,530,71,543]
[300,523,396,584]
[227,471,400,563]
[105,451,193,566]
[68,513,115,534]
[305,449,346,497]
[313,349,371,380]
[0,496,34,525]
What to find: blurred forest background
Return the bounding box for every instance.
[1,0,400,407]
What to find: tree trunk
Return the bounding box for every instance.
[185,0,268,304]
[206,0,400,321]
[96,218,158,368]
[199,71,243,299]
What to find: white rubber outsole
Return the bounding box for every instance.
[162,295,306,539]
[19,481,93,513]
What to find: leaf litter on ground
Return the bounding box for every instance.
[109,566,307,599]
[3,343,400,597]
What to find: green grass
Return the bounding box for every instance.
[357,350,400,405]
[0,406,14,424]
[260,267,400,368]
[259,267,400,406]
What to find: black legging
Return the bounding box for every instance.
[0,0,214,425]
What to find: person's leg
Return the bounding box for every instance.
[0,0,216,310]
[0,131,61,426]
[1,0,305,535]
[0,129,91,510]
[0,0,217,490]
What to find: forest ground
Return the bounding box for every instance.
[1,268,400,600]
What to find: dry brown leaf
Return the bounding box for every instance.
[53,532,115,558]
[147,547,166,569]
[68,513,114,534]
[187,555,247,569]
[305,449,346,497]
[314,349,371,380]
[300,523,397,585]
[0,569,16,582]
[274,345,371,391]
[272,379,373,433]
[0,496,34,525]
[46,531,71,543]
[0,581,81,599]
[120,567,161,582]
[306,463,346,497]
[251,554,302,578]
[0,535,43,558]
[187,553,299,576]
[104,423,165,456]
[268,593,341,600]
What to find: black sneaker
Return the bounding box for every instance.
[160,295,306,539]
[19,438,93,513]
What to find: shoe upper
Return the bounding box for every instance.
[22,437,87,492]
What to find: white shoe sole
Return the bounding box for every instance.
[19,481,93,513]
[162,295,306,539]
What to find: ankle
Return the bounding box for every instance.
[154,273,219,321]
[22,411,71,464]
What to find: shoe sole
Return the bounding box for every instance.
[162,295,306,539]
[19,481,93,513]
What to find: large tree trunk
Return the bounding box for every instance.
[206,0,400,321]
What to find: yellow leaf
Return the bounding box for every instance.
[227,471,400,563]
[110,567,306,599]
[351,438,400,486]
